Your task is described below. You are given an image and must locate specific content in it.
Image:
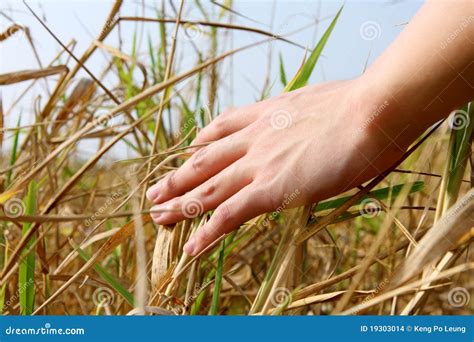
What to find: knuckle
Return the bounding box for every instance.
[199,224,213,243]
[170,200,181,211]
[191,148,207,173]
[193,128,207,144]
[201,180,217,197]
[213,203,232,225]
[257,167,278,184]
[255,182,280,210]
[219,107,235,119]
[212,118,227,134]
[165,172,178,192]
[252,116,269,132]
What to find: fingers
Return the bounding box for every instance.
[146,134,247,203]
[192,105,260,145]
[146,103,262,203]
[183,184,270,256]
[150,158,253,225]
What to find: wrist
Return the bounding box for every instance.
[355,0,474,148]
[351,73,417,154]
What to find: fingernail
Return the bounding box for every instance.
[150,205,162,219]
[146,185,160,201]
[184,237,196,255]
[189,139,199,151]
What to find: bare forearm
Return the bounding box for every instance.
[362,0,474,145]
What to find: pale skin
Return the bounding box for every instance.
[146,0,474,256]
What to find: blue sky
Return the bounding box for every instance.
[0,0,424,157]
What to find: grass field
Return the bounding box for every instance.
[0,0,472,316]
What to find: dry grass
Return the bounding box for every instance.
[0,1,472,316]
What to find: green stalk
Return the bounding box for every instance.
[435,102,473,221]
[6,115,21,186]
[76,246,135,307]
[284,6,343,92]
[19,181,37,315]
[209,239,226,315]
[0,238,8,313]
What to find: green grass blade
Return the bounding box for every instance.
[19,181,37,315]
[284,6,343,92]
[0,284,5,314]
[210,239,225,315]
[76,247,135,307]
[178,94,196,143]
[314,181,424,212]
[0,237,9,313]
[447,103,473,196]
[157,8,167,82]
[129,29,137,75]
[279,52,288,87]
[147,34,157,84]
[6,114,21,186]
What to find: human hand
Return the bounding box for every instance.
[146,76,408,256]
